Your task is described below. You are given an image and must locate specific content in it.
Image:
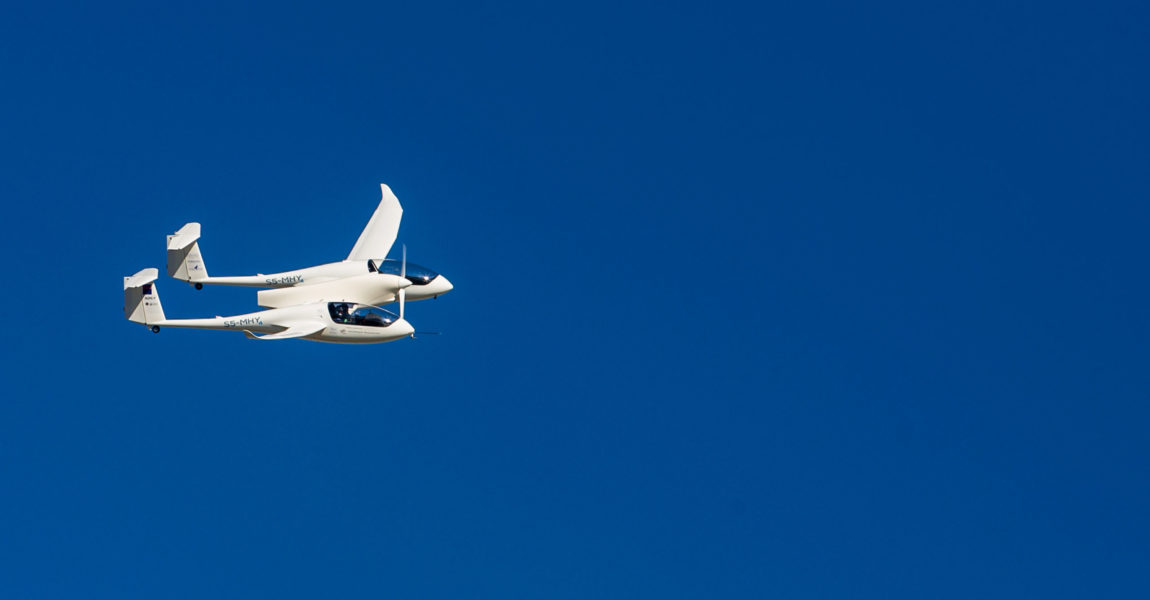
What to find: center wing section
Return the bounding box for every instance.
[243,321,326,340]
[347,184,403,261]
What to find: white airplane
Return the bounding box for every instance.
[166,184,453,308]
[124,267,416,344]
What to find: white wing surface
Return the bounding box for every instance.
[347,184,403,261]
[243,321,326,340]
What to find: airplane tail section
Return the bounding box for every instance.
[167,222,210,282]
[123,268,167,325]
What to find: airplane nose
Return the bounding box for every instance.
[434,275,453,296]
[393,319,415,338]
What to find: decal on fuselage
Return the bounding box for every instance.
[265,275,304,285]
[224,317,264,327]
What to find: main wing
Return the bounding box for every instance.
[243,321,326,340]
[347,184,403,261]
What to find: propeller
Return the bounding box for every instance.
[399,244,406,321]
[396,244,441,339]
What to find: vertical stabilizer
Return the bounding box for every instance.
[124,268,166,324]
[167,223,209,282]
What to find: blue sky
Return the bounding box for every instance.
[2,1,1149,597]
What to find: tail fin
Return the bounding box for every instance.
[167,223,209,282]
[124,268,166,324]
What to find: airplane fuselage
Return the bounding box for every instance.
[194,259,453,303]
[200,260,364,287]
[153,301,415,344]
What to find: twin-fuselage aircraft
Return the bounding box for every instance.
[124,184,451,344]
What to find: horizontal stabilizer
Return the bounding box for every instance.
[168,223,202,250]
[243,321,325,340]
[124,268,159,290]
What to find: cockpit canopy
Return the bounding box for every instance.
[370,258,439,285]
[328,302,399,327]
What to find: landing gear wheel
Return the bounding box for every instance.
[194,282,203,290]
[151,325,161,333]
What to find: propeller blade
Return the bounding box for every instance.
[399,244,407,320]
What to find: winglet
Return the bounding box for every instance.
[347,184,403,261]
